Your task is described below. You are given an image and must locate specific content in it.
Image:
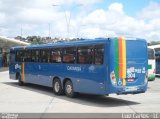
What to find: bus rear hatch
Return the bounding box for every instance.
[110,37,148,93]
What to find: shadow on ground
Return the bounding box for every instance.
[4,82,140,107]
[0,67,8,72]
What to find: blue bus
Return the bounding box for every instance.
[9,37,148,97]
[155,48,160,76]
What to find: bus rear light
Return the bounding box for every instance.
[110,71,117,86]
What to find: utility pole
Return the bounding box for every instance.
[52,4,83,40]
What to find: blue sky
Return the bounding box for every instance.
[94,0,160,16]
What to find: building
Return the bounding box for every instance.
[0,35,30,68]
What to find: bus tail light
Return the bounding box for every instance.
[110,71,117,86]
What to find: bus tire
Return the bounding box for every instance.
[18,75,24,86]
[64,80,77,98]
[53,78,63,95]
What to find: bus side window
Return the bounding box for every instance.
[51,49,62,63]
[9,50,15,65]
[35,50,40,62]
[31,50,40,62]
[25,50,31,62]
[40,49,50,63]
[23,50,29,62]
[94,45,104,65]
[22,50,26,62]
[31,50,36,62]
[63,47,76,64]
[15,51,19,62]
[77,46,93,64]
[16,50,24,62]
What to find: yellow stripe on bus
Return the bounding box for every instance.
[122,37,126,86]
[21,63,25,81]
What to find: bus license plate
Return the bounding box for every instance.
[125,87,138,91]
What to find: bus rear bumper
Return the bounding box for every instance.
[109,84,147,95]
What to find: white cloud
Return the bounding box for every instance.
[108,2,123,14]
[16,8,55,24]
[138,1,160,20]
[0,12,6,25]
[0,0,160,41]
[77,2,160,41]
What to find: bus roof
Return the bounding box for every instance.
[148,44,160,49]
[11,37,146,50]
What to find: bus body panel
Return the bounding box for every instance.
[156,61,160,75]
[155,51,160,76]
[11,62,108,94]
[9,38,148,95]
[109,39,148,94]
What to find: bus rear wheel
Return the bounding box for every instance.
[53,78,63,95]
[18,75,24,86]
[64,80,77,98]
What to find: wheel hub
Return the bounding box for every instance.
[66,85,72,94]
[54,82,60,92]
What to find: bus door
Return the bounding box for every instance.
[25,50,41,84]
[36,49,51,86]
[9,50,16,79]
